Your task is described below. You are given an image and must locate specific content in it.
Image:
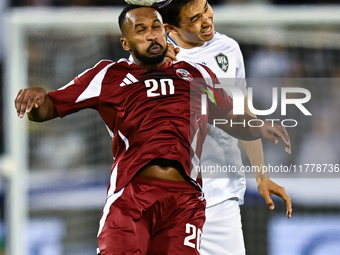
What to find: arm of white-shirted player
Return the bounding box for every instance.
[216,110,291,152]
[216,94,293,218]
[209,83,291,151]
[241,101,293,218]
[234,44,267,176]
[234,44,293,218]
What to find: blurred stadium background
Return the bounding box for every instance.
[1,0,340,255]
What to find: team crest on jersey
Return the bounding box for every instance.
[176,69,193,82]
[214,53,229,72]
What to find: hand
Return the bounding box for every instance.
[257,178,292,218]
[260,121,291,154]
[15,87,47,118]
[165,43,180,63]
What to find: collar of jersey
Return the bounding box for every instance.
[167,34,178,46]
[130,60,170,70]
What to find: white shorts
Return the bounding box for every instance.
[200,199,246,255]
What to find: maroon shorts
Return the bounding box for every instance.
[97,175,206,255]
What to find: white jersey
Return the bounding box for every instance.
[168,32,247,207]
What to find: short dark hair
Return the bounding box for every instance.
[158,0,195,27]
[118,5,158,34]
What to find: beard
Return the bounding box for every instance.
[133,41,168,66]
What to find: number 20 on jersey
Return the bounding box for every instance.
[144,79,175,97]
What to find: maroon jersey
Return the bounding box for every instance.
[48,59,233,193]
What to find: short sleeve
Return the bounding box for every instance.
[207,87,233,123]
[196,64,234,122]
[48,60,114,117]
[234,43,247,97]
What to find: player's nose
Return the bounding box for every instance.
[202,15,213,27]
[146,29,158,41]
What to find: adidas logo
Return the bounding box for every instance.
[120,73,139,87]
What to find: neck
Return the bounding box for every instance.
[133,58,166,70]
[169,32,205,49]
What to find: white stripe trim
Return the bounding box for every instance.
[126,73,138,82]
[97,163,124,237]
[77,67,92,79]
[108,163,118,197]
[117,58,132,64]
[58,80,74,91]
[97,188,124,237]
[191,128,199,152]
[123,77,132,85]
[75,62,114,103]
[118,130,129,151]
[190,128,200,180]
[105,125,114,138]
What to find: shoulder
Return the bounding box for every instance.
[172,60,203,71]
[211,32,241,51]
[77,59,114,78]
[76,59,134,85]
[91,58,133,71]
[92,59,116,70]
[82,58,136,77]
[172,60,216,79]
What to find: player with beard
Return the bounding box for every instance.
[14,5,291,255]
[159,0,293,254]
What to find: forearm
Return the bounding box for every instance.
[27,94,58,122]
[239,139,269,179]
[215,113,262,141]
[240,96,268,179]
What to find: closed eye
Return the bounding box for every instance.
[191,16,200,23]
[136,28,146,33]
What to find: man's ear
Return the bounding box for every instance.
[120,37,131,52]
[164,23,178,34]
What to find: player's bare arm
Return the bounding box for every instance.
[216,110,291,155]
[219,106,293,218]
[14,87,59,122]
[241,137,292,218]
[239,95,266,176]
[239,96,292,218]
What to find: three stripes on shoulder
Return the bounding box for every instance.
[120,73,139,87]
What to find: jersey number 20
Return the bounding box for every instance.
[184,223,202,252]
[144,79,175,97]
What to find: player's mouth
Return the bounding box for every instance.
[147,42,163,54]
[201,26,214,36]
[150,45,161,53]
